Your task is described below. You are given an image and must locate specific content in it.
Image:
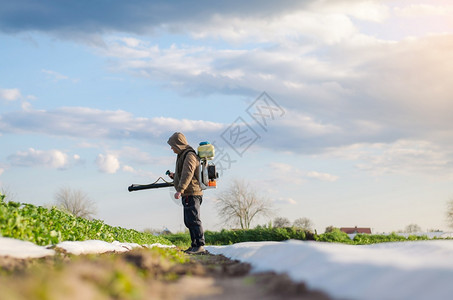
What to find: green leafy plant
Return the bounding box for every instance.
[165,227,314,247]
[315,228,353,244]
[0,200,171,246]
[165,226,442,247]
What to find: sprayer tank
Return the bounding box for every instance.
[197,142,215,159]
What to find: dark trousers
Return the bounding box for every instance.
[182,195,205,247]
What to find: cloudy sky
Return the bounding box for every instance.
[1,0,453,233]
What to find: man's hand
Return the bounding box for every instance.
[167,171,175,179]
[174,192,181,199]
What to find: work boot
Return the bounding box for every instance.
[183,247,193,253]
[187,246,206,254]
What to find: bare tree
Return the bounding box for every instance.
[324,226,337,233]
[404,224,422,233]
[55,187,97,219]
[447,198,453,229]
[273,217,291,228]
[0,186,17,202]
[293,217,314,231]
[215,179,273,229]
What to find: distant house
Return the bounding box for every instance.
[340,226,372,234]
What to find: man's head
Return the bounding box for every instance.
[167,132,189,154]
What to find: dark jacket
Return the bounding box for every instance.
[167,132,202,196]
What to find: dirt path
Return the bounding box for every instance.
[0,248,332,300]
[188,253,332,300]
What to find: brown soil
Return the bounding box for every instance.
[189,253,332,300]
[0,249,333,300]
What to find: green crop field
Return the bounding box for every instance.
[165,226,438,248]
[0,197,171,246]
[0,195,444,248]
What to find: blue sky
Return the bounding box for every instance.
[1,0,453,233]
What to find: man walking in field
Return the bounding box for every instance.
[167,132,206,254]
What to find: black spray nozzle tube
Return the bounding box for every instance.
[128,182,174,192]
[128,175,174,192]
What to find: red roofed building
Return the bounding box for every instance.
[340,226,372,234]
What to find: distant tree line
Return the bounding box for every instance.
[273,217,314,231]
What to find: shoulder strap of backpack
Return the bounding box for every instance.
[182,149,197,163]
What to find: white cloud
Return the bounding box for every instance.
[121,164,159,179]
[99,32,452,137]
[104,33,453,145]
[3,32,453,158]
[269,162,338,182]
[279,111,342,137]
[357,140,453,176]
[42,69,69,81]
[311,1,389,22]
[353,36,453,127]
[89,15,453,152]
[182,1,390,45]
[122,165,135,173]
[0,88,21,101]
[394,4,453,17]
[118,146,174,166]
[76,142,102,149]
[269,162,295,174]
[120,37,144,48]
[274,197,297,205]
[0,106,225,141]
[21,101,33,111]
[42,69,79,83]
[306,171,338,182]
[266,163,306,186]
[99,38,363,106]
[8,148,69,169]
[151,117,224,134]
[96,153,120,174]
[188,11,359,45]
[2,2,453,161]
[326,139,453,177]
[0,168,4,176]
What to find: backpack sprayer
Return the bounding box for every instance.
[128,142,218,192]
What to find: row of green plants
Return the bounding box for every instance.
[0,195,443,248]
[0,198,171,246]
[166,226,315,247]
[166,227,440,247]
[315,228,433,244]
